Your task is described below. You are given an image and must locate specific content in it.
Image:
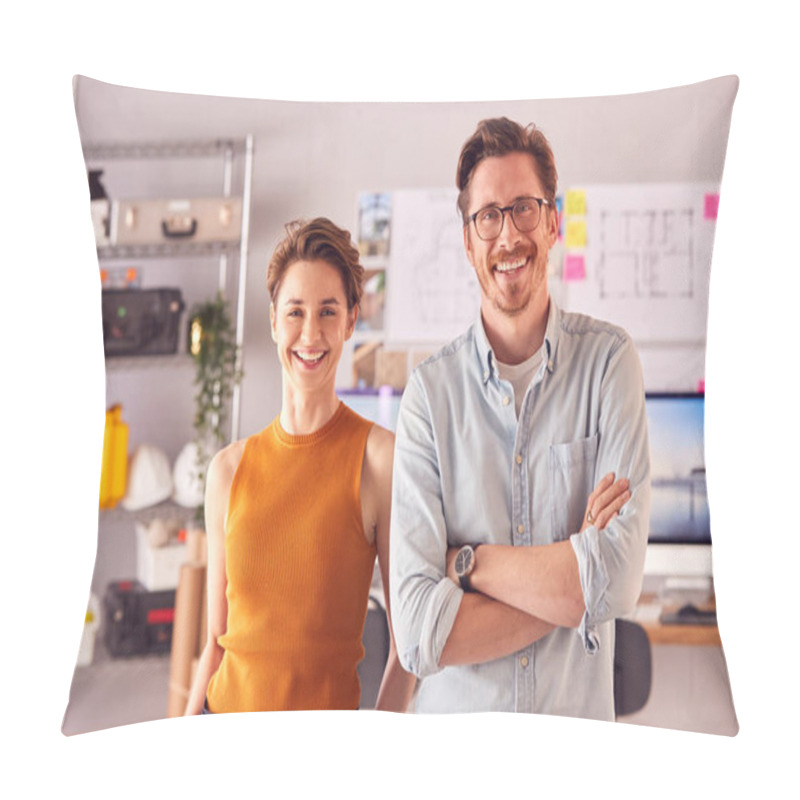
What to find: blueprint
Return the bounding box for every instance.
[387,188,481,343]
[565,183,720,343]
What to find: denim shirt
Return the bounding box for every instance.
[389,300,651,720]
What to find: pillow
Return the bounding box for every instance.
[62,76,738,738]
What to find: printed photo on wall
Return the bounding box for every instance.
[357,192,392,257]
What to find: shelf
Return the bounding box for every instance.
[104,353,194,371]
[83,138,248,161]
[352,329,386,344]
[100,498,200,528]
[97,240,240,261]
[361,254,389,271]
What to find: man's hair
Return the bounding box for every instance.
[267,217,364,311]
[456,117,558,223]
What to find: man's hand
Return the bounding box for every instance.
[581,472,630,533]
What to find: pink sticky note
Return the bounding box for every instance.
[697,379,705,394]
[704,193,720,220]
[563,253,586,282]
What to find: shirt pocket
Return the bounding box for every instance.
[548,433,599,541]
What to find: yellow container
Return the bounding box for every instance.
[99,404,129,509]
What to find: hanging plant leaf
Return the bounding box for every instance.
[187,291,242,522]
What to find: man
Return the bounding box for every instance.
[389,117,651,720]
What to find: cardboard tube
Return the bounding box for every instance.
[186,528,207,565]
[199,571,208,657]
[167,562,206,717]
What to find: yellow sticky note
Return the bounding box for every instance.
[566,189,587,216]
[565,219,587,248]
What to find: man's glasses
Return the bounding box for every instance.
[465,196,551,241]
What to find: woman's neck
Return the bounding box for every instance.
[279,382,340,436]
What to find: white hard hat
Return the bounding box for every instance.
[172,441,206,508]
[121,444,174,510]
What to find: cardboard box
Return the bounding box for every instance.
[136,523,188,591]
[375,348,410,390]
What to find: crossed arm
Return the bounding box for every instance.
[438,474,630,668]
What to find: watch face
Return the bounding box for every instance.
[455,545,473,577]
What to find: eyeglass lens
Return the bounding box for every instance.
[475,198,541,240]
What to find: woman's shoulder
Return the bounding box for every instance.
[364,423,395,475]
[366,421,394,446]
[208,438,248,488]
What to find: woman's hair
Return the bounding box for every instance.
[456,117,558,222]
[267,217,364,310]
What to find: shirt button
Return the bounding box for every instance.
[516,454,523,464]
[502,396,510,406]
[520,656,529,668]
[483,370,489,380]
[517,524,524,534]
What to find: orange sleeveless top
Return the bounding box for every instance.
[206,402,377,712]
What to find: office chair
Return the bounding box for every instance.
[357,596,391,709]
[357,606,653,715]
[614,618,652,718]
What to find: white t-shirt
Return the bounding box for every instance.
[496,348,544,418]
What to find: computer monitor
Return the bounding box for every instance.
[339,387,403,432]
[642,392,713,579]
[341,387,714,579]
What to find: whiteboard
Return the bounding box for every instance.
[384,182,721,348]
[386,188,481,343]
[562,183,721,344]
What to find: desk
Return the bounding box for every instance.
[622,586,737,735]
[631,591,721,646]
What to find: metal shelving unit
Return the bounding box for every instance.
[66,137,256,735]
[85,135,254,441]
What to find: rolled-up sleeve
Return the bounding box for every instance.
[389,371,463,678]
[569,333,651,653]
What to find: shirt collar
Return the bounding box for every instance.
[474,299,560,386]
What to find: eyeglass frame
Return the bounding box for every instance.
[464,196,552,241]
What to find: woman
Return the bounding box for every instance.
[185,217,416,713]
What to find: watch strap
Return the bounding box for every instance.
[457,543,481,591]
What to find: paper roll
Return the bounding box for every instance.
[185,528,207,565]
[199,570,208,651]
[166,562,206,717]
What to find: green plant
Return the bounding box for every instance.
[188,291,242,517]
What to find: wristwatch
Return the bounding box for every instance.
[454,544,480,591]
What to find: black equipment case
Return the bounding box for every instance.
[103,580,176,657]
[101,288,185,357]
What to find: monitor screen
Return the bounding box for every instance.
[341,389,712,546]
[645,393,711,545]
[339,387,403,432]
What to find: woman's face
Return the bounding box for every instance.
[270,258,357,395]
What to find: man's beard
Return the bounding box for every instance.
[485,243,544,318]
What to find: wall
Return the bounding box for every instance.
[74,75,736,444]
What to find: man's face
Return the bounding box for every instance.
[463,151,557,321]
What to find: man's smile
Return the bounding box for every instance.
[493,254,529,275]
